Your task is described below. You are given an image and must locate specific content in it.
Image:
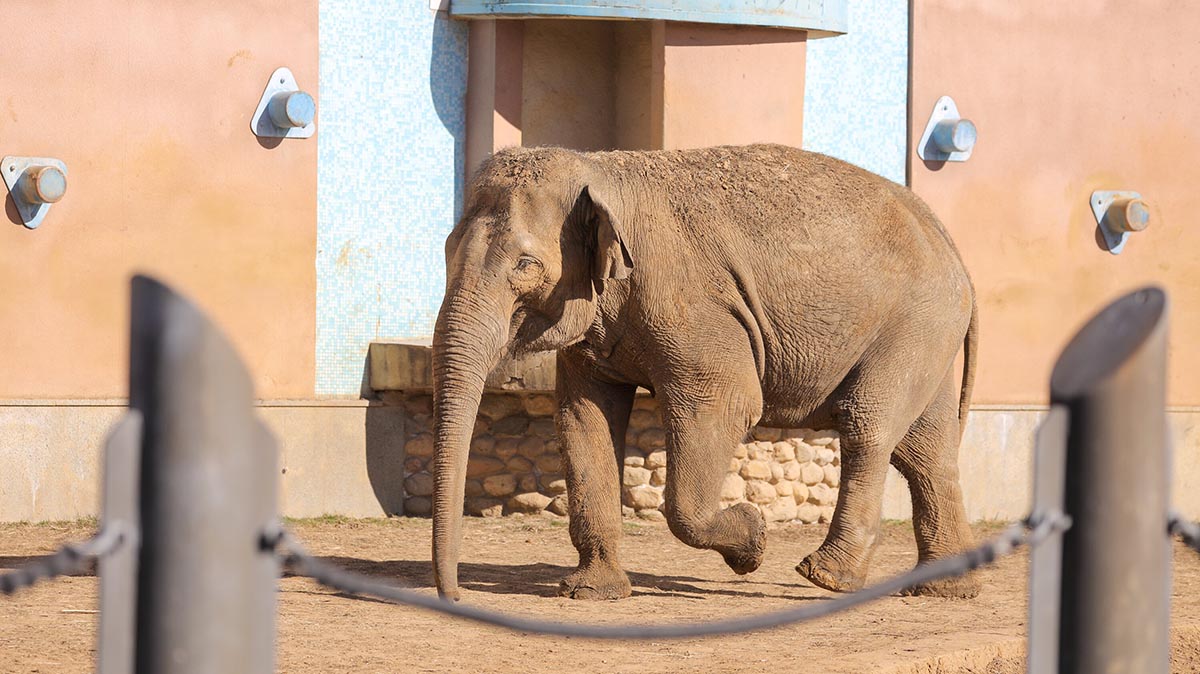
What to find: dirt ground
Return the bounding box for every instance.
[2,516,1198,674]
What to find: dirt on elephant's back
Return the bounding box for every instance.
[2,518,1199,673]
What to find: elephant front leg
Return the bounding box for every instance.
[555,355,637,600]
[661,377,767,575]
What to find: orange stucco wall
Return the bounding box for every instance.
[910,0,1200,405]
[662,23,806,150]
[0,1,318,399]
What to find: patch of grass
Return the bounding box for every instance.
[0,516,98,530]
[283,514,419,529]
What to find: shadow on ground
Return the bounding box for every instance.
[292,557,828,602]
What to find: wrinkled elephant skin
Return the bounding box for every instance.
[430,145,980,602]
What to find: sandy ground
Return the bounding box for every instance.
[2,516,1198,673]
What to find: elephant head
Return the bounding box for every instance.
[431,148,633,600]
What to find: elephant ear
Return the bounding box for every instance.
[583,185,634,293]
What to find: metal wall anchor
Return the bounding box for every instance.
[2,156,68,229]
[250,67,316,139]
[1091,191,1150,255]
[917,96,976,162]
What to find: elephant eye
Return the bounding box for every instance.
[515,256,541,273]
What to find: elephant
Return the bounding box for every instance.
[430,143,980,602]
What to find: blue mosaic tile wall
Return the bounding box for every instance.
[803,0,908,185]
[317,2,467,394]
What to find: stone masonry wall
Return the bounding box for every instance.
[389,391,841,524]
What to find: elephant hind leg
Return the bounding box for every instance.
[661,372,767,575]
[796,351,943,593]
[891,372,979,598]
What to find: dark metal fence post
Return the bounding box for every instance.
[1048,286,1170,673]
[128,275,279,674]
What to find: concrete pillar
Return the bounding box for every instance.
[465,19,524,179]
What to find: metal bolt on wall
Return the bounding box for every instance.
[1091,190,1151,254]
[2,156,68,228]
[250,67,316,139]
[917,96,977,163]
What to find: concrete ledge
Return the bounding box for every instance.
[369,339,557,392]
[450,0,848,37]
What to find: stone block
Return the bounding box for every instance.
[746,480,776,504]
[542,477,568,494]
[479,394,525,421]
[721,473,746,500]
[483,473,517,497]
[751,426,782,442]
[796,502,821,524]
[405,433,434,458]
[769,462,784,483]
[792,483,809,504]
[470,435,496,456]
[548,494,569,515]
[625,485,663,510]
[748,442,775,461]
[638,428,667,451]
[536,453,562,473]
[506,456,533,473]
[805,429,839,446]
[528,417,556,438]
[524,394,557,417]
[763,497,797,522]
[493,415,530,436]
[508,492,553,513]
[801,462,824,486]
[740,460,772,481]
[809,482,835,506]
[518,437,545,459]
[790,439,815,463]
[782,460,801,481]
[772,441,795,462]
[628,409,658,430]
[404,496,432,516]
[651,467,667,486]
[823,464,840,487]
[467,456,505,478]
[465,479,484,498]
[815,447,836,466]
[495,438,520,460]
[623,465,652,487]
[466,497,504,517]
[636,508,666,522]
[403,472,434,497]
[645,450,667,470]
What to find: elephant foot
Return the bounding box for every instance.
[558,564,632,600]
[796,547,867,593]
[716,503,767,575]
[900,571,981,599]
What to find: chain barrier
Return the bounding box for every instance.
[0,525,128,595]
[1170,512,1200,554]
[268,511,1069,640]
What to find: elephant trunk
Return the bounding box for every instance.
[431,285,508,601]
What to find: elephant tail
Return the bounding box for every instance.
[958,296,979,442]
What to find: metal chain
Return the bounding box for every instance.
[0,525,127,596]
[1170,512,1200,553]
[269,512,1069,640]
